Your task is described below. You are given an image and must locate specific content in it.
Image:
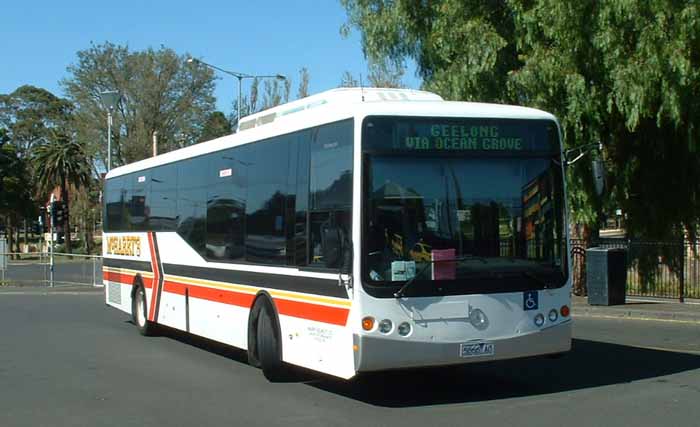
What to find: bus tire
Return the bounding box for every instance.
[256,300,284,381]
[132,284,157,336]
[246,301,262,368]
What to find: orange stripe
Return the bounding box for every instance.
[274,298,350,326]
[162,280,348,326]
[102,271,153,288]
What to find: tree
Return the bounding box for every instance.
[342,0,700,242]
[61,42,217,169]
[231,73,299,129]
[368,58,404,88]
[339,71,359,88]
[0,137,35,256]
[262,78,291,110]
[32,136,93,254]
[297,68,311,99]
[0,85,73,156]
[199,111,232,142]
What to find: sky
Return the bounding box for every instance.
[0,0,420,114]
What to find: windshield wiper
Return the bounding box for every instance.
[394,256,487,298]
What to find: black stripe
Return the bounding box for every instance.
[162,263,348,299]
[103,258,153,273]
[185,288,190,333]
[152,233,165,322]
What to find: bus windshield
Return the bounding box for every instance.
[362,116,567,297]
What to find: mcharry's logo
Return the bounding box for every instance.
[106,236,142,257]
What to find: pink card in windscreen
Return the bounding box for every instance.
[431,248,456,280]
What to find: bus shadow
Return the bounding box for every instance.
[307,339,700,407]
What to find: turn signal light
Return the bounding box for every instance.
[560,305,570,317]
[362,316,375,331]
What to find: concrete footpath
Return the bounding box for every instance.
[572,295,700,324]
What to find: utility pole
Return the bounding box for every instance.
[48,194,54,287]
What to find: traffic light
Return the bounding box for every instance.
[51,201,67,225]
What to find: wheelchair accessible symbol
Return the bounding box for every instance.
[523,291,538,311]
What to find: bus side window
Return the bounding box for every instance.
[309,120,353,268]
[150,164,177,231]
[293,130,310,266]
[129,171,149,231]
[177,156,208,258]
[105,176,126,231]
[245,139,288,265]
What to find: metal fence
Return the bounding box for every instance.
[571,238,700,301]
[0,252,103,287]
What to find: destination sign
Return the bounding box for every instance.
[364,118,558,153]
[403,125,523,151]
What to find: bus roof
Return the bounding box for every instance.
[105,87,557,179]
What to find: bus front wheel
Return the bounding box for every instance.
[254,299,284,381]
[132,284,157,336]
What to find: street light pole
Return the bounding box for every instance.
[107,109,112,170]
[186,58,286,129]
[100,90,120,172]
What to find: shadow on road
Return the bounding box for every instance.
[150,327,700,407]
[308,339,700,407]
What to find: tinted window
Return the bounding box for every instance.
[207,148,249,261]
[105,176,127,231]
[177,156,208,257]
[245,138,289,264]
[128,172,149,231]
[150,164,177,231]
[309,120,353,267]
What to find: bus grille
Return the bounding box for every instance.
[108,282,122,305]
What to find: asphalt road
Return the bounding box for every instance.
[1,292,699,427]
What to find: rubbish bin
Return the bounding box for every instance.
[586,247,627,306]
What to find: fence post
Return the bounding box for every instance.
[679,238,685,303]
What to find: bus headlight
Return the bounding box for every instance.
[548,309,559,323]
[378,319,393,334]
[534,313,545,327]
[397,322,412,337]
[469,308,489,331]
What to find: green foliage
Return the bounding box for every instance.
[368,58,405,88]
[0,85,73,156]
[342,0,700,239]
[0,141,34,219]
[61,42,217,168]
[199,111,232,142]
[32,137,93,253]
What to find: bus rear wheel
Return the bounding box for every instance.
[255,300,284,381]
[132,285,157,336]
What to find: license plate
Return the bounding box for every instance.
[460,342,495,358]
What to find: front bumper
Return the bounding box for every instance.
[355,320,572,372]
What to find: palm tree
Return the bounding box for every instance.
[32,133,92,254]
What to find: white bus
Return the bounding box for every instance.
[103,88,571,381]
